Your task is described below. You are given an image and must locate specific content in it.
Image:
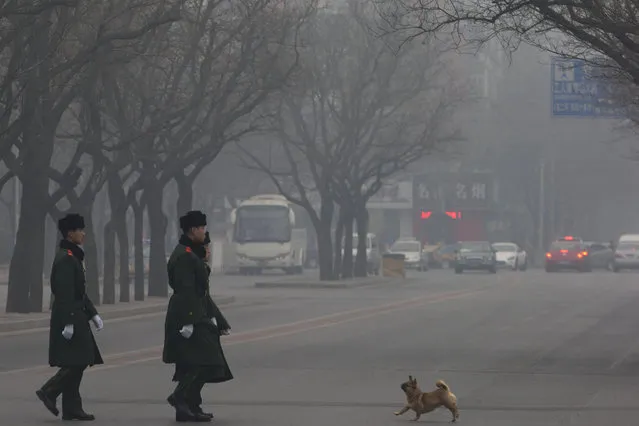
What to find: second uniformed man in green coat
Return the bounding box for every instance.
[163,211,233,422]
[36,213,104,421]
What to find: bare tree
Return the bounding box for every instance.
[375,0,639,94]
[241,2,463,280]
[101,0,315,297]
[3,0,180,313]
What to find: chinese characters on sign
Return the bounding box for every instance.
[551,57,626,118]
[454,183,487,200]
[413,173,494,211]
[416,183,436,200]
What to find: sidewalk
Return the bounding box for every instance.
[0,283,235,333]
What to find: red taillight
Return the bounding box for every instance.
[581,251,588,256]
[546,252,552,258]
[560,249,568,254]
[577,253,583,259]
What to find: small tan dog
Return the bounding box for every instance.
[394,376,460,422]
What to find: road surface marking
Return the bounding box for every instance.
[0,288,486,376]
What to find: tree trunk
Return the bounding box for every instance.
[80,205,100,305]
[102,221,116,304]
[107,174,130,302]
[93,188,107,276]
[175,172,194,217]
[341,207,354,279]
[317,196,335,280]
[145,183,168,297]
[317,228,334,281]
[6,11,57,313]
[43,216,57,279]
[6,174,48,312]
[133,202,145,301]
[115,215,130,303]
[333,208,345,279]
[354,205,369,277]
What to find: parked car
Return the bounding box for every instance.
[454,241,497,274]
[346,233,381,275]
[389,238,428,271]
[584,241,614,270]
[492,242,527,271]
[429,243,458,269]
[611,240,639,272]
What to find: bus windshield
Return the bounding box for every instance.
[234,206,291,243]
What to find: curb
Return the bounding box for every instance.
[0,295,236,333]
[254,278,401,289]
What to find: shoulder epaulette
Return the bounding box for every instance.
[67,250,73,256]
[185,247,192,253]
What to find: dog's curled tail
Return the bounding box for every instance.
[435,380,450,391]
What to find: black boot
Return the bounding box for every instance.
[191,405,214,419]
[61,411,95,421]
[62,395,94,420]
[169,394,210,422]
[36,389,59,417]
[176,410,212,422]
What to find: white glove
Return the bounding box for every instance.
[62,324,74,340]
[210,317,218,326]
[179,324,194,339]
[91,315,103,331]
[221,328,230,336]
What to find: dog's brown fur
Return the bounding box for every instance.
[394,376,460,422]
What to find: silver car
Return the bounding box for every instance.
[612,241,639,272]
[390,239,427,271]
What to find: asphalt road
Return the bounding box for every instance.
[1,268,639,425]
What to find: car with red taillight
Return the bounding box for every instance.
[545,236,591,272]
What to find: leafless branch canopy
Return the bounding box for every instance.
[244,0,464,211]
[375,0,639,91]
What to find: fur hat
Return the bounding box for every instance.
[58,213,85,235]
[179,210,207,233]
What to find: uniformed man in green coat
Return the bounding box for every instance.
[36,213,104,421]
[164,211,233,422]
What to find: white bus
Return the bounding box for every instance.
[230,194,306,275]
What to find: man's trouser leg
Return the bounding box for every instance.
[41,368,69,399]
[187,375,206,409]
[41,367,83,400]
[61,366,87,415]
[172,366,201,406]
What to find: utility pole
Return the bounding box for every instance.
[549,153,556,239]
[537,160,545,264]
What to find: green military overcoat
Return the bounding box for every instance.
[163,241,233,383]
[49,244,103,367]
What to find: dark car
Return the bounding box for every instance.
[454,241,497,274]
[545,238,591,272]
[584,241,614,270]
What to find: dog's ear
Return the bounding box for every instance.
[410,376,417,384]
[408,375,413,381]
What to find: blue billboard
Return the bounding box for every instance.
[551,57,626,118]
